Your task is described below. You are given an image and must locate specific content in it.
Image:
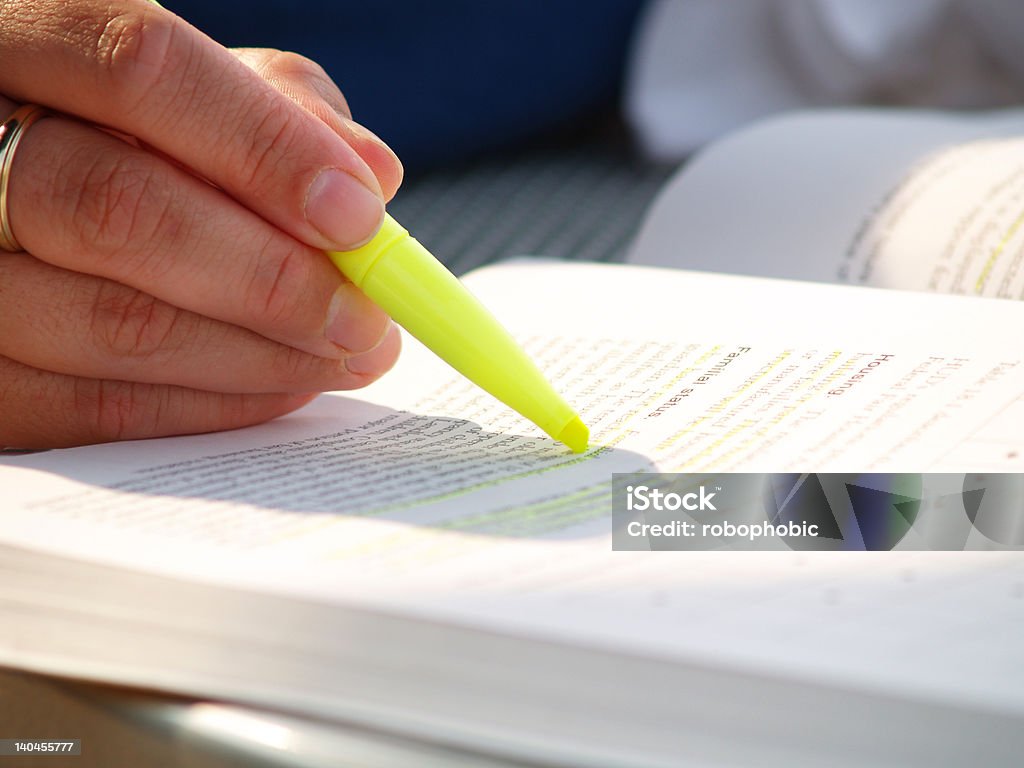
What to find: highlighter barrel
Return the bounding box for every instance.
[328,215,588,452]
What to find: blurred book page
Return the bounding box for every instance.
[629,108,1024,297]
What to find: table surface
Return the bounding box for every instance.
[389,130,673,274]
[1,667,542,768]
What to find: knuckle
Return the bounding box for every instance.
[70,150,150,249]
[73,377,138,443]
[273,51,351,118]
[271,344,334,389]
[238,97,303,189]
[92,9,182,113]
[65,148,175,274]
[244,238,317,328]
[88,282,179,360]
[270,50,328,81]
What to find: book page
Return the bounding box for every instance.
[3,262,1024,714]
[628,108,1024,299]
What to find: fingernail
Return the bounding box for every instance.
[346,323,400,376]
[305,168,384,249]
[325,282,389,352]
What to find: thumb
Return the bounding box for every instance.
[232,47,403,203]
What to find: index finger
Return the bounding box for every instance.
[0,0,390,250]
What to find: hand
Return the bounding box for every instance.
[0,0,403,448]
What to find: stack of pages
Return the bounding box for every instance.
[3,109,1024,767]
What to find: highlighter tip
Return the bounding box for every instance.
[557,416,590,454]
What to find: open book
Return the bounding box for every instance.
[3,110,1024,766]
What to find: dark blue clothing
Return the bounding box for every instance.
[165,1,645,173]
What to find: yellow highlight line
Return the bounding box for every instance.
[976,209,1024,294]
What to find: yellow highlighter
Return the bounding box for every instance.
[328,215,589,453]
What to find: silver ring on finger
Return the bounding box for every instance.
[0,104,51,252]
